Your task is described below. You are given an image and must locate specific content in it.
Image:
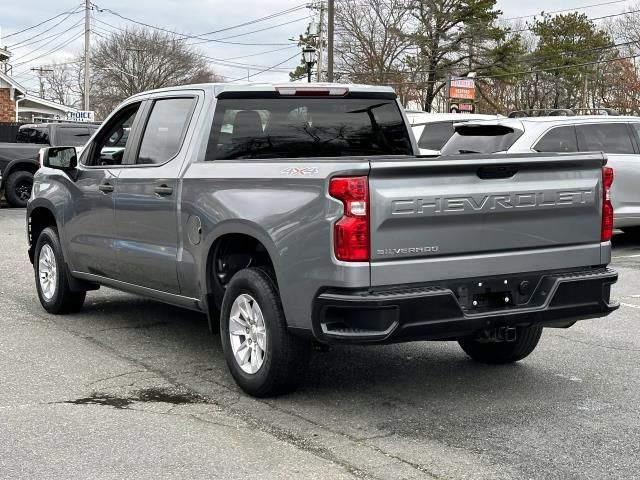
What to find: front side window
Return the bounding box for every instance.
[205,97,413,160]
[534,126,578,153]
[417,121,455,151]
[576,123,634,154]
[84,103,142,167]
[136,98,195,165]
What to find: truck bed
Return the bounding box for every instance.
[368,152,608,286]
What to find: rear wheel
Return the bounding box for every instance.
[5,171,34,208]
[220,267,310,397]
[34,227,86,314]
[458,326,543,364]
[622,227,640,237]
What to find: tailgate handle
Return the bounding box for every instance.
[477,165,518,179]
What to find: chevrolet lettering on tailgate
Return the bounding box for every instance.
[391,189,594,215]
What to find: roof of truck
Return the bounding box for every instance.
[129,82,397,99]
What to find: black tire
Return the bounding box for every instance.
[34,227,86,314]
[622,227,640,237]
[5,170,34,208]
[458,326,543,364]
[220,267,311,397]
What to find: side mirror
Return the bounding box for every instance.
[39,146,78,172]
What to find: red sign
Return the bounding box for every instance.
[449,77,475,100]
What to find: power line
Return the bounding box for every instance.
[9,18,85,51]
[13,31,85,67]
[354,52,640,85]
[11,23,84,64]
[90,22,295,73]
[502,0,634,21]
[228,52,301,82]
[221,45,299,61]
[7,7,83,48]
[91,3,306,46]
[1,3,83,39]
[509,7,640,33]
[188,16,310,45]
[93,16,293,46]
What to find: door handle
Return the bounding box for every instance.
[98,183,114,193]
[154,185,174,196]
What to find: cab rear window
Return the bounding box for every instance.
[205,96,413,160]
[441,125,522,155]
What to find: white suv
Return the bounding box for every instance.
[441,114,640,232]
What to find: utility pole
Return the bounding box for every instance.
[316,1,325,82]
[30,66,53,98]
[582,68,589,109]
[83,0,91,111]
[327,0,334,82]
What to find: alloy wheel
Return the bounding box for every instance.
[38,244,57,301]
[16,180,32,202]
[228,293,267,374]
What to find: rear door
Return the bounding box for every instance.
[114,93,199,294]
[576,122,638,225]
[368,154,605,286]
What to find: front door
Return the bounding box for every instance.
[114,96,197,294]
[64,102,144,279]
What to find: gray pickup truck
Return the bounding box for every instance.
[0,123,98,207]
[27,83,618,396]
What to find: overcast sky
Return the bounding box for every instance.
[1,0,637,94]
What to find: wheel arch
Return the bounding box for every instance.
[28,203,59,263]
[201,221,280,332]
[3,159,39,186]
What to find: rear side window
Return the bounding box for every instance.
[58,127,93,146]
[137,97,195,165]
[576,123,634,154]
[205,97,412,160]
[440,125,522,155]
[16,127,49,144]
[417,122,454,150]
[534,126,578,153]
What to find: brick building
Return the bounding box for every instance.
[0,71,22,122]
[0,71,78,123]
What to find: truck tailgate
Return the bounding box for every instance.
[369,153,607,287]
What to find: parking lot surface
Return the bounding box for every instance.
[1,207,639,479]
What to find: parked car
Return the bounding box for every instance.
[405,110,500,155]
[0,123,98,207]
[28,83,617,396]
[441,114,640,233]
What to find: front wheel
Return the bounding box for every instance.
[458,325,543,364]
[220,268,310,397]
[34,227,86,314]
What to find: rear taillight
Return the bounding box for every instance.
[329,176,369,262]
[601,166,614,242]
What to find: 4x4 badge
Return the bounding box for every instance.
[281,167,319,177]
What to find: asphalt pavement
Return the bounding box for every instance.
[1,207,639,480]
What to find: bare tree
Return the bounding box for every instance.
[335,0,412,90]
[90,27,221,118]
